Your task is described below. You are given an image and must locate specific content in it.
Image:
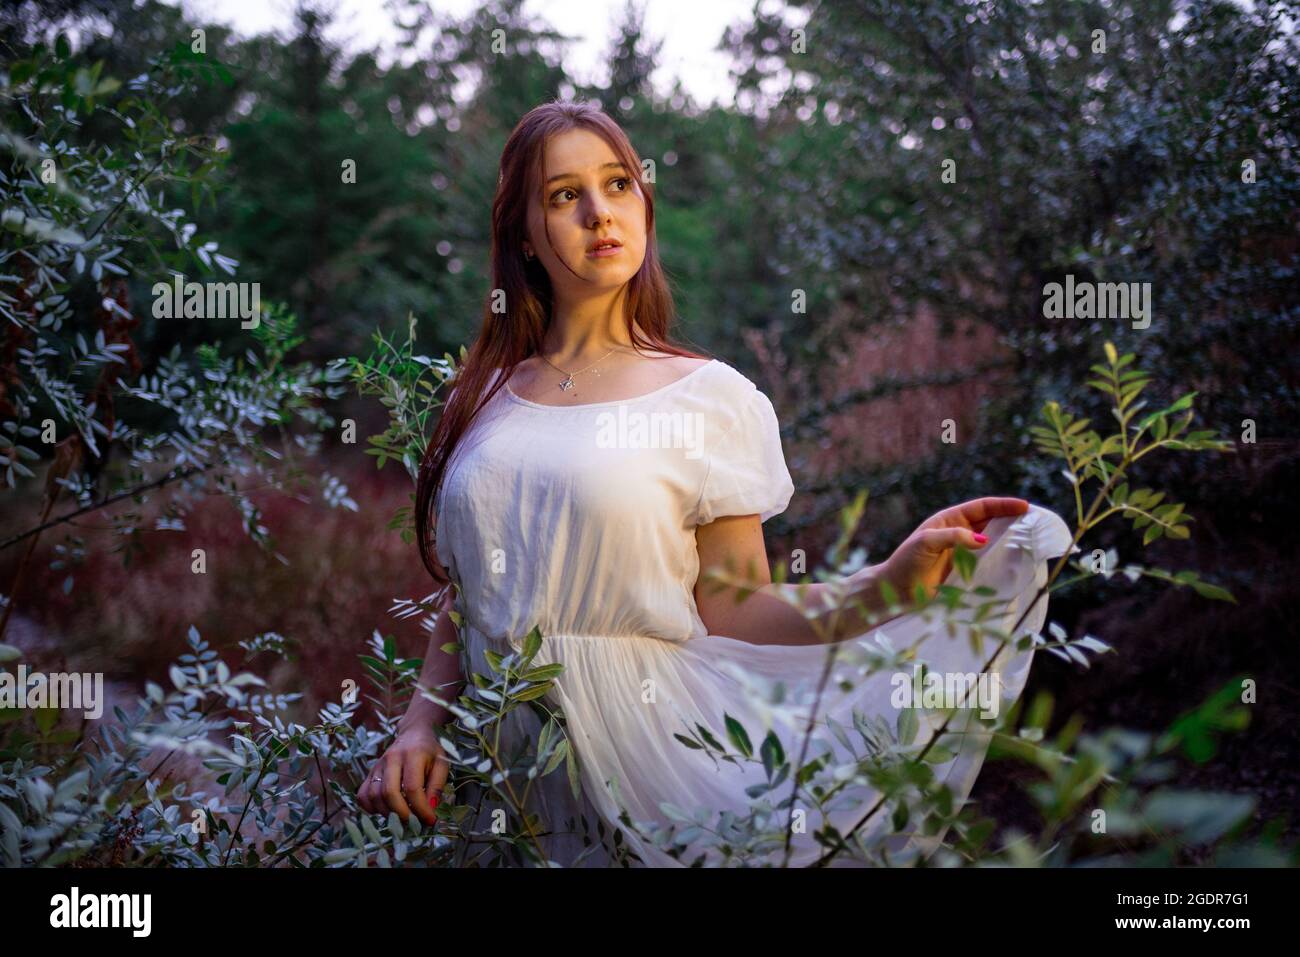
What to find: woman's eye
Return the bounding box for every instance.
[550,178,629,205]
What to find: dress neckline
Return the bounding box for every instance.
[501,358,718,411]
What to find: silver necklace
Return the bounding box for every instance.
[539,347,618,392]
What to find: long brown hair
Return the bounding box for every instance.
[415,100,708,588]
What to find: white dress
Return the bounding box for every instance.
[434,358,1072,867]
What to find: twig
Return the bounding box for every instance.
[0,462,214,551]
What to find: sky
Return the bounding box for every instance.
[171,0,766,106]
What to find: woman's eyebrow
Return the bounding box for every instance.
[545,161,627,185]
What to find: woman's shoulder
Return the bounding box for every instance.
[673,356,776,437]
[687,355,760,400]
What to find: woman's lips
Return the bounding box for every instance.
[587,243,623,258]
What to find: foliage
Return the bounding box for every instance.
[725,0,1299,558]
[0,33,355,630]
[0,627,452,867]
[0,614,642,867]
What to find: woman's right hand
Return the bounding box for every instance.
[879,497,1029,601]
[357,726,450,826]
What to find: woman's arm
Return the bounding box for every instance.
[395,588,465,737]
[693,514,902,647]
[358,587,462,824]
[693,497,1029,647]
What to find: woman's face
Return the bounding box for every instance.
[524,127,647,297]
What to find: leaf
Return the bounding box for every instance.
[826,713,855,753]
[510,683,552,702]
[540,738,569,776]
[519,663,564,682]
[1191,580,1237,603]
[760,730,785,780]
[345,818,365,850]
[1103,342,1118,366]
[921,744,955,764]
[897,707,919,746]
[877,577,899,608]
[952,544,976,582]
[566,742,583,800]
[1062,644,1090,668]
[724,714,753,758]
[1076,635,1112,654]
[695,723,725,752]
[521,625,543,662]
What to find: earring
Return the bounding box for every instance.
[524,248,534,260]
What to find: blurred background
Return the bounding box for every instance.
[2,0,1296,852]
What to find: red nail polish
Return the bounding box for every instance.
[974,533,988,544]
[430,795,440,809]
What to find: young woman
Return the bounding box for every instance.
[356,100,1071,867]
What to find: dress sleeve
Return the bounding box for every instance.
[694,384,795,525]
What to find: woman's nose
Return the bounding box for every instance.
[584,198,612,227]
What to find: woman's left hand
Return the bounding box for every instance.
[878,497,1030,602]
